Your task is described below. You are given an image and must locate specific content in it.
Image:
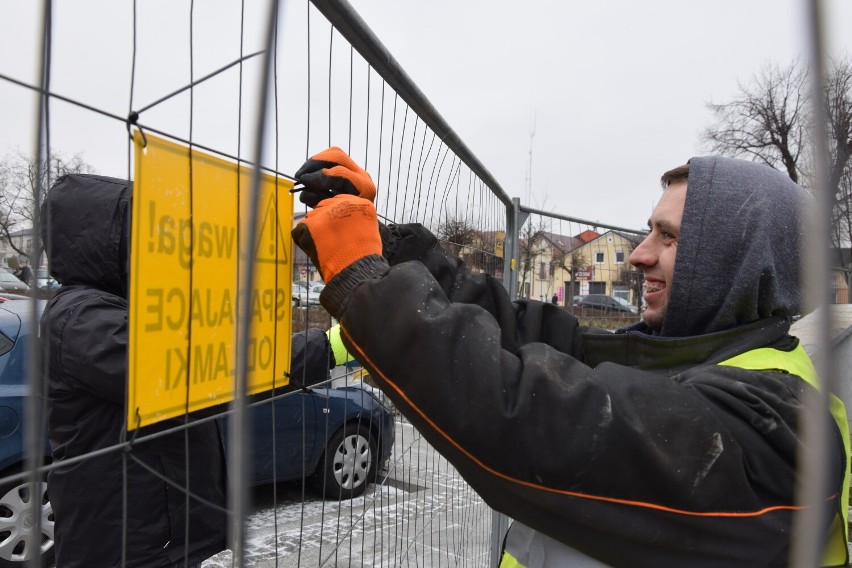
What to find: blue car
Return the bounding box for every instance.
[243,380,395,500]
[0,296,53,568]
[0,297,394,567]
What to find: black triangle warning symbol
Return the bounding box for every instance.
[254,192,289,265]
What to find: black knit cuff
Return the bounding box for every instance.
[379,222,400,260]
[320,254,389,318]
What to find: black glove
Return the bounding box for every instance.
[294,146,376,207]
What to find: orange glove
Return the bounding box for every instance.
[294,147,376,207]
[291,195,383,283]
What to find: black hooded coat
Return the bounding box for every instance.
[314,156,848,567]
[40,174,227,568]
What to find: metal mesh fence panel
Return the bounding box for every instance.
[0,1,843,568]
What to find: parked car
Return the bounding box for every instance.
[292,282,321,306]
[0,297,53,567]
[576,293,639,314]
[0,298,395,566]
[0,272,29,295]
[241,379,395,499]
[35,269,59,294]
[612,296,640,314]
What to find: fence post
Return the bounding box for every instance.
[490,197,520,565]
[502,197,522,300]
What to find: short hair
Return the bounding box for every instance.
[660,164,689,189]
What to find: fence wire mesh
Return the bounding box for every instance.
[0,1,842,567]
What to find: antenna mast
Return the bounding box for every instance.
[526,112,536,204]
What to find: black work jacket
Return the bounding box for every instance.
[326,223,846,567]
[41,286,228,568]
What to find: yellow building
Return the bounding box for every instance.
[518,229,644,306]
[563,230,644,303]
[517,231,590,303]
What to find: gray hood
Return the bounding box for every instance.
[661,156,807,337]
[41,174,132,298]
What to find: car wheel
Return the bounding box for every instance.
[312,423,377,500]
[0,470,55,568]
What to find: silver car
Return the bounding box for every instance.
[0,272,29,294]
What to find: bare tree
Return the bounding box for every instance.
[0,150,94,258]
[703,61,808,183]
[435,218,504,276]
[550,248,588,302]
[463,232,502,276]
[825,57,852,203]
[832,168,852,267]
[436,217,478,258]
[517,219,548,298]
[703,57,852,262]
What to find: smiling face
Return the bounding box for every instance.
[628,182,687,332]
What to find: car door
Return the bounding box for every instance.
[0,306,51,470]
[247,390,321,484]
[0,312,24,471]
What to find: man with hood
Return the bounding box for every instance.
[291,148,849,566]
[40,174,228,568]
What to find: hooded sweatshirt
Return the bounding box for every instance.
[311,156,846,566]
[40,174,227,568]
[663,156,806,337]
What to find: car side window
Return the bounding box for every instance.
[0,332,13,358]
[0,332,25,385]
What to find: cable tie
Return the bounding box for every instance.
[125,408,143,452]
[126,111,148,148]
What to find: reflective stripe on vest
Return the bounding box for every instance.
[499,344,850,568]
[499,522,610,568]
[718,344,850,567]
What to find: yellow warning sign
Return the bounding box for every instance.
[128,131,294,429]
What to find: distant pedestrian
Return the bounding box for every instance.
[17,263,33,286]
[551,294,558,305]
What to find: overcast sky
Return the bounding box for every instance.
[1,0,850,230]
[345,0,852,228]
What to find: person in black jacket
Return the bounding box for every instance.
[16,263,33,287]
[40,174,228,568]
[290,148,849,567]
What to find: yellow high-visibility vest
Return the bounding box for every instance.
[719,344,850,567]
[500,344,850,568]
